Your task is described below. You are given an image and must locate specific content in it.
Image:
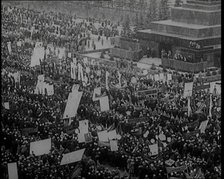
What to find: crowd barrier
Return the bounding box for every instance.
[162,58,207,72]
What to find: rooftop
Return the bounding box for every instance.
[138,29,221,41]
[152,20,221,29]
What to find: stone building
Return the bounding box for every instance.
[137,0,221,69]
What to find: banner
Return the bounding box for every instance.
[105,71,109,90]
[71,62,76,80]
[60,148,85,165]
[77,133,85,143]
[183,82,193,98]
[30,138,51,156]
[7,162,18,179]
[99,96,110,112]
[98,141,110,147]
[166,165,187,174]
[68,52,72,58]
[167,73,172,81]
[199,119,209,133]
[7,42,12,54]
[92,87,101,101]
[79,120,89,134]
[72,84,80,92]
[110,140,118,151]
[154,74,159,81]
[209,94,212,117]
[47,84,54,95]
[22,127,38,135]
[118,71,122,87]
[63,91,83,119]
[187,97,191,117]
[165,159,175,166]
[3,102,9,109]
[84,133,92,143]
[107,130,118,140]
[149,144,158,156]
[98,130,108,142]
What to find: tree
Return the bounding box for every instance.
[139,13,144,29]
[122,15,131,37]
[174,0,182,7]
[145,12,152,29]
[149,0,158,21]
[159,0,169,20]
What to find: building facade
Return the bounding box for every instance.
[137,0,221,68]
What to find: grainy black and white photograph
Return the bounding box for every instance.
[1,0,221,179]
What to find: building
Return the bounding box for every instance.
[137,0,221,71]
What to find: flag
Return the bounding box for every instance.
[106,71,109,90]
[187,97,191,117]
[60,148,85,165]
[63,91,83,119]
[30,138,51,156]
[7,163,18,179]
[99,96,110,112]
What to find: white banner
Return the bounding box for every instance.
[3,102,9,109]
[199,119,209,133]
[60,148,85,165]
[154,74,159,81]
[187,97,192,117]
[98,130,108,142]
[183,82,193,98]
[7,42,12,54]
[106,71,109,90]
[7,162,18,179]
[30,138,51,156]
[107,130,118,140]
[110,140,118,151]
[92,87,101,101]
[149,144,158,156]
[79,120,89,134]
[63,91,83,119]
[100,96,110,112]
[71,62,76,80]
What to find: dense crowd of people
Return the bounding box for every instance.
[1,4,221,179]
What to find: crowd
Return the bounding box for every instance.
[1,3,221,179]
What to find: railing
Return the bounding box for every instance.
[161,58,207,72]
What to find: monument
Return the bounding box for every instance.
[137,0,221,72]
